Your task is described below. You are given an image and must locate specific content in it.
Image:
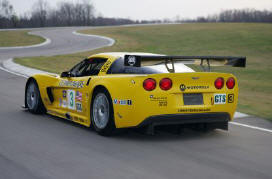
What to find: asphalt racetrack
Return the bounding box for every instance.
[0,27,271,179]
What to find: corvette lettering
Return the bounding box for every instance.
[59,80,84,88]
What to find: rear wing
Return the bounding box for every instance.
[124,55,246,72]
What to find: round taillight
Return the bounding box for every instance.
[143,78,156,91]
[226,77,235,89]
[214,77,224,89]
[160,78,172,91]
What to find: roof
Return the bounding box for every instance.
[95,52,194,73]
[96,52,164,58]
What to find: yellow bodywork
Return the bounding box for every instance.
[29,53,239,128]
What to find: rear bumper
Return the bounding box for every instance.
[137,112,230,128]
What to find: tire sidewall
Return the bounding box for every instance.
[91,88,115,136]
[26,80,45,114]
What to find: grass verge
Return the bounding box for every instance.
[14,23,272,120]
[0,30,45,47]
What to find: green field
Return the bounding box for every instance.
[15,23,272,120]
[0,30,45,47]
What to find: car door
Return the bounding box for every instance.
[50,58,108,125]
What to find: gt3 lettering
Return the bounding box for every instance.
[214,94,226,104]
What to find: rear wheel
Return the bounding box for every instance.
[91,88,115,136]
[26,80,46,114]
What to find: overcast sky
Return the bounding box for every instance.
[8,0,272,20]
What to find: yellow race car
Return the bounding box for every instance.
[24,52,246,135]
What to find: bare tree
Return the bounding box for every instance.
[0,0,14,27]
[31,0,48,27]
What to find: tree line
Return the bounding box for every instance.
[0,0,136,28]
[192,9,272,23]
[0,0,272,29]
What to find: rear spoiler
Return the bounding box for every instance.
[124,55,246,72]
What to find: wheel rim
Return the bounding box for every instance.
[26,83,38,110]
[93,93,110,129]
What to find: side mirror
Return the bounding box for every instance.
[60,71,71,78]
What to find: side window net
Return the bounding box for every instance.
[70,58,107,77]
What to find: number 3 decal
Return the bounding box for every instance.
[68,90,76,110]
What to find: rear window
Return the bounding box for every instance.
[107,58,162,74]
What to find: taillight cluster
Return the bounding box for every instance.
[143,78,172,91]
[214,77,235,89]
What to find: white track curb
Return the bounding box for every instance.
[0,31,51,49]
[1,58,56,77]
[72,31,115,47]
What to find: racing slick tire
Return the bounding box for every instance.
[91,88,116,136]
[25,80,46,114]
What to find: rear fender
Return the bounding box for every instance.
[25,74,60,107]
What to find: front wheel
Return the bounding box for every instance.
[91,89,115,136]
[26,80,46,114]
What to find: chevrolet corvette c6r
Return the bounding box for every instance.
[24,52,246,136]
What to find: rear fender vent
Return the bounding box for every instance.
[46,87,54,103]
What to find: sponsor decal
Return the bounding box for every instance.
[59,98,62,107]
[127,56,136,66]
[214,94,226,104]
[178,108,211,113]
[149,96,167,107]
[76,102,83,112]
[159,101,167,107]
[100,61,112,72]
[228,94,234,103]
[73,116,79,122]
[187,85,209,90]
[62,100,67,108]
[113,99,132,105]
[62,90,67,98]
[180,84,186,91]
[127,100,132,105]
[67,90,76,110]
[192,77,200,80]
[211,97,214,105]
[76,91,82,101]
[59,80,84,88]
[117,112,123,119]
[48,110,66,118]
[79,118,85,123]
[180,84,209,91]
[74,116,85,123]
